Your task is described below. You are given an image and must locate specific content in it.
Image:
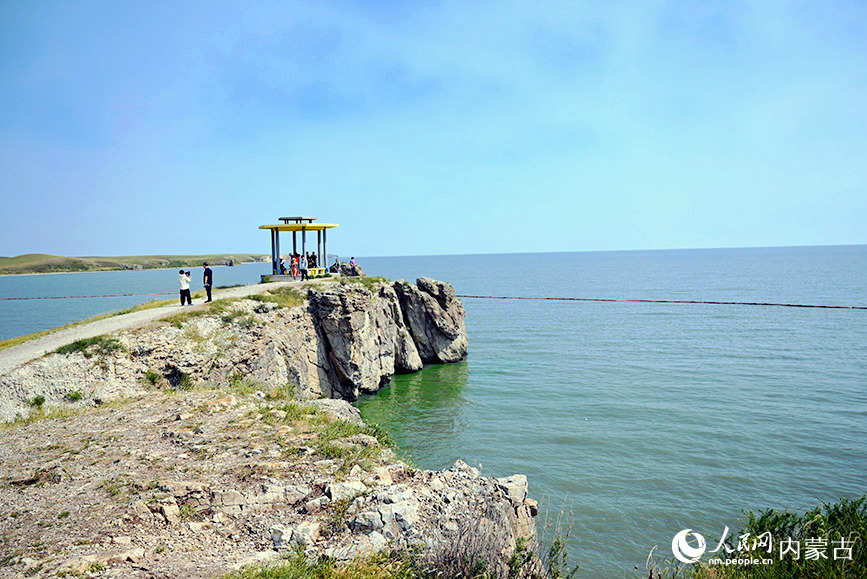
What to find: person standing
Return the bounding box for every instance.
[299,254,309,281]
[349,256,358,276]
[178,270,192,306]
[203,262,213,302]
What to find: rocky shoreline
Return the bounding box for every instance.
[0,277,539,578]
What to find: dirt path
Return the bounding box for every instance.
[0,280,311,376]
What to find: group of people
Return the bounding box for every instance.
[178,263,213,306]
[279,252,316,281]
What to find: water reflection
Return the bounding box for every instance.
[355,361,469,468]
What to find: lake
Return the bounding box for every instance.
[2,246,865,577]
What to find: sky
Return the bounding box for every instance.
[1,0,865,258]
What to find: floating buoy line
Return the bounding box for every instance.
[456,294,867,310]
[0,292,175,301]
[1,292,864,310]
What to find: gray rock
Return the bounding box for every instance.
[291,521,320,547]
[351,510,384,533]
[393,278,467,363]
[308,284,422,399]
[326,480,368,502]
[496,474,528,506]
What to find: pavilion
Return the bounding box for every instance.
[258,217,339,279]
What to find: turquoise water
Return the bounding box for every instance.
[2,247,866,576]
[0,262,272,341]
[357,246,867,577]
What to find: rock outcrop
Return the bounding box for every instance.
[0,277,467,422]
[308,283,423,399]
[394,277,468,363]
[336,262,366,277]
[0,389,539,578]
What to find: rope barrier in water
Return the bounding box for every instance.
[456,294,867,310]
[2,292,864,310]
[0,292,176,301]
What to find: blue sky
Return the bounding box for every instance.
[1,0,865,258]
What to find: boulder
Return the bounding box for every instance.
[308,284,422,399]
[338,262,365,277]
[393,278,468,363]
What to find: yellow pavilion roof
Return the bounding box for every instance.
[258,223,339,232]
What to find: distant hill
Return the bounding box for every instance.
[0,253,268,275]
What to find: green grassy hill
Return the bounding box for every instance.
[0,253,268,275]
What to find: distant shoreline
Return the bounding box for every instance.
[0,262,264,278]
[0,254,268,277]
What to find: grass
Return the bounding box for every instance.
[223,549,425,579]
[339,276,391,291]
[248,286,306,309]
[254,398,393,475]
[648,496,867,578]
[55,335,128,358]
[222,536,563,579]
[228,372,263,395]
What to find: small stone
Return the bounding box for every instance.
[291,521,320,547]
[270,525,290,549]
[131,501,153,520]
[304,496,329,513]
[326,480,368,501]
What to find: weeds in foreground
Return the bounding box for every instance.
[646,496,867,578]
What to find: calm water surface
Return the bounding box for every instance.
[2,247,865,577]
[358,246,867,577]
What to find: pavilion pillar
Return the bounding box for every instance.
[275,228,281,273]
[323,229,327,269]
[270,229,277,274]
[302,226,307,258]
[317,230,322,267]
[292,232,297,255]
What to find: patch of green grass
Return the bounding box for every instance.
[649,496,867,579]
[144,369,161,386]
[228,372,262,395]
[64,390,83,401]
[248,286,306,309]
[177,373,194,391]
[30,395,45,408]
[179,504,205,522]
[338,276,390,291]
[55,335,127,358]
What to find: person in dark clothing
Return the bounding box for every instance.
[203,263,213,302]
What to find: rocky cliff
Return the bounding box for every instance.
[0,277,467,422]
[0,278,539,578]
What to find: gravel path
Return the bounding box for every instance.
[0,280,306,376]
